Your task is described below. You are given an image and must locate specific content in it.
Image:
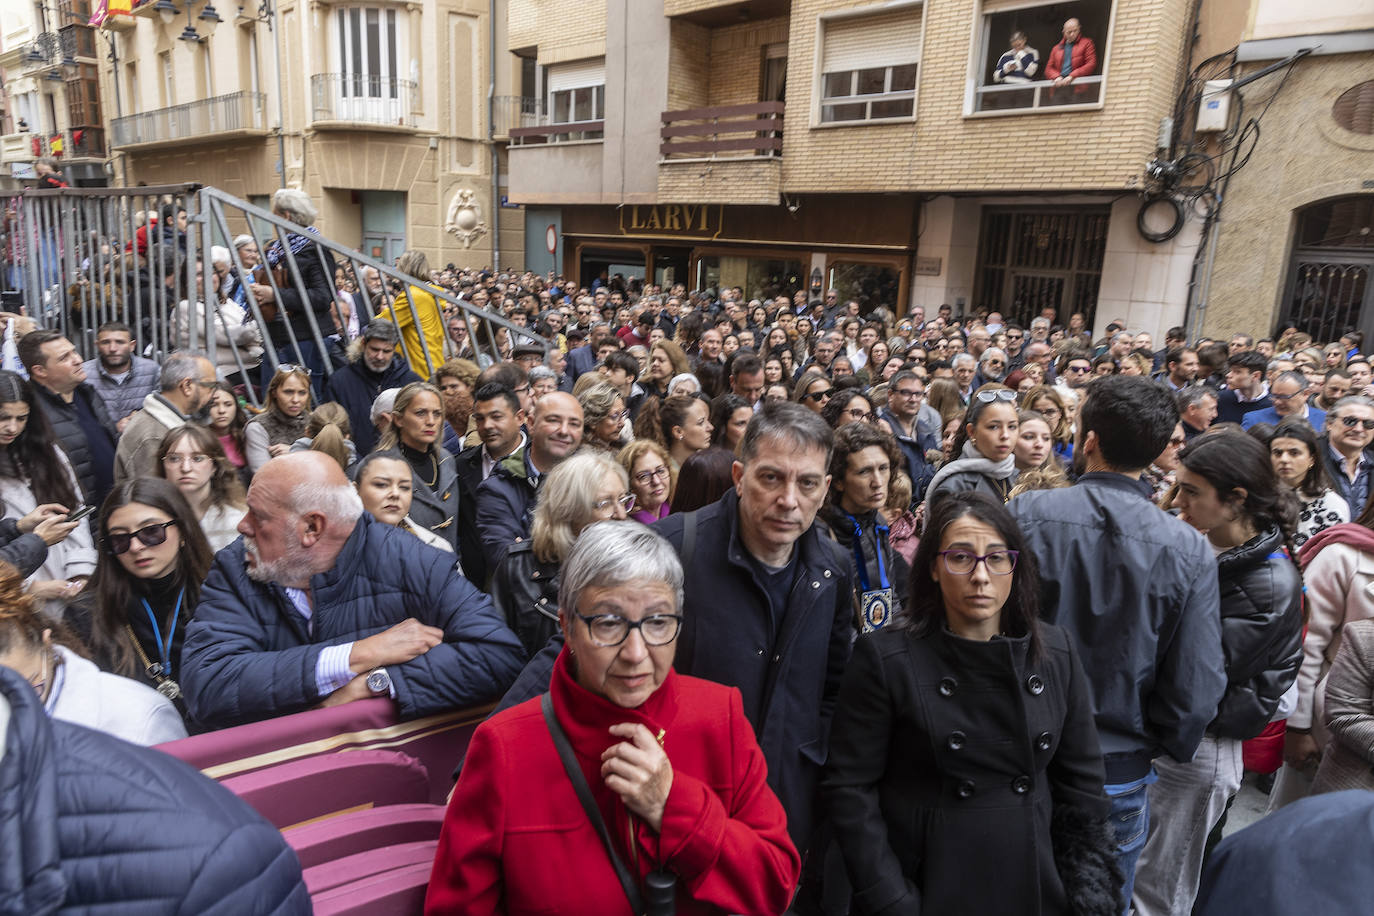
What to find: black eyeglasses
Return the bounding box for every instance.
[975,389,1017,404]
[802,388,832,402]
[576,613,684,647]
[104,520,178,555]
[1341,416,1374,430]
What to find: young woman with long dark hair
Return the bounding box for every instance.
[0,370,95,617]
[1133,430,1303,916]
[823,491,1119,913]
[1267,418,1348,548]
[73,478,213,720]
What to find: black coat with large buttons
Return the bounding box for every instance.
[823,623,1112,915]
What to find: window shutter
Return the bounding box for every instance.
[547,58,606,93]
[1333,81,1374,136]
[979,0,1042,13]
[822,5,923,73]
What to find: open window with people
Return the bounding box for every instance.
[970,0,1111,114]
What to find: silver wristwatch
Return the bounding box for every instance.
[365,667,392,696]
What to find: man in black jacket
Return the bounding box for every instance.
[1009,376,1226,912]
[19,329,118,508]
[454,383,526,588]
[494,402,854,853]
[322,318,421,456]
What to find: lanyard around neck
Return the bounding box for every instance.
[141,588,184,680]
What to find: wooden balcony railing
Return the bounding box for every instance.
[660,101,784,160]
[509,120,605,145]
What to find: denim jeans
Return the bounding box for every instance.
[1107,781,1150,915]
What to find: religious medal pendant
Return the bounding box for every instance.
[157,678,182,700]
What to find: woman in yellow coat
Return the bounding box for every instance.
[378,249,445,378]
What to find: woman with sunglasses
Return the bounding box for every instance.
[72,478,213,720]
[823,491,1118,914]
[793,369,833,415]
[925,388,1021,510]
[243,365,312,473]
[0,562,186,746]
[376,382,460,553]
[156,425,247,553]
[489,451,633,657]
[0,371,95,618]
[1134,430,1302,916]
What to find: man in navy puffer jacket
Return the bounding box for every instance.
[0,666,310,915]
[181,451,525,730]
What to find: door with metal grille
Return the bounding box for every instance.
[973,207,1109,327]
[1279,197,1374,342]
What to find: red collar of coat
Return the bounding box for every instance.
[550,646,679,764]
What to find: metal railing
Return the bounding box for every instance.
[660,101,784,160]
[0,127,106,161]
[973,75,1104,112]
[310,74,418,127]
[492,95,544,138]
[110,92,267,147]
[1,185,544,408]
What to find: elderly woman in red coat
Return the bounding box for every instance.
[425,521,800,915]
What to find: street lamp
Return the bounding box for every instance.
[198,3,223,33]
[154,0,179,25]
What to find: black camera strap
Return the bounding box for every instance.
[542,692,646,914]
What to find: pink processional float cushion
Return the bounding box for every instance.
[284,802,446,869]
[156,697,491,805]
[310,861,434,916]
[303,839,441,895]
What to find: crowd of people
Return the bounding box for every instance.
[6,197,1374,914]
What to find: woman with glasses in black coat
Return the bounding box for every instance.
[823,491,1120,915]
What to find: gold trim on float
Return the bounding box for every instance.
[201,704,495,780]
[568,231,913,252]
[282,802,375,833]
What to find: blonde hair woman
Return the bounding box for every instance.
[378,250,445,378]
[488,450,632,655]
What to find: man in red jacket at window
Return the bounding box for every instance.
[1046,18,1098,94]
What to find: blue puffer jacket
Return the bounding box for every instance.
[180,513,526,730]
[0,667,309,915]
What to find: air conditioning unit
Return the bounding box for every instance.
[1196,79,1234,133]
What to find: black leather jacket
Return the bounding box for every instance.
[489,540,561,658]
[1210,525,1304,739]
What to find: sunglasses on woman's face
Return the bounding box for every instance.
[105,520,178,556]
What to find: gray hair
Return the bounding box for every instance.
[952,353,976,370]
[528,365,557,384]
[371,387,402,426]
[980,347,1007,365]
[532,451,628,564]
[285,480,364,527]
[362,317,401,344]
[1030,317,1051,330]
[209,245,231,269]
[739,400,834,466]
[667,372,700,396]
[1177,386,1217,411]
[232,234,255,251]
[1331,395,1374,416]
[558,520,683,616]
[160,349,209,392]
[271,188,317,226]
[1273,370,1308,391]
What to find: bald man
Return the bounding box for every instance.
[474,390,584,570]
[180,452,524,730]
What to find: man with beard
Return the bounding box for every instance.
[82,322,161,433]
[180,451,523,729]
[322,319,422,456]
[112,351,218,485]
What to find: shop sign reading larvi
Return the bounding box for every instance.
[619,204,725,240]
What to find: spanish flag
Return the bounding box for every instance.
[110,0,132,16]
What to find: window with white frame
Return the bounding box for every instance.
[545,59,605,124]
[337,6,401,98]
[972,0,1111,113]
[818,4,923,125]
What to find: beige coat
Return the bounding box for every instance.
[1312,618,1374,794]
[1292,542,1374,745]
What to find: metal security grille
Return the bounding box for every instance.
[1,184,542,408]
[973,207,1109,327]
[1280,197,1374,342]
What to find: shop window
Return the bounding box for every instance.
[817,3,923,125]
[971,0,1111,114]
[828,262,901,314]
[697,255,803,300]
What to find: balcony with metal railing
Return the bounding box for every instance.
[111,91,268,150]
[491,95,544,140]
[310,74,418,130]
[1,127,107,163]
